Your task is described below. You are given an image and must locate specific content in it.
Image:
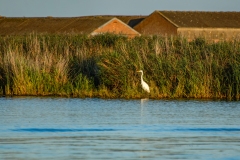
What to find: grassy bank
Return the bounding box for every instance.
[0,34,240,100]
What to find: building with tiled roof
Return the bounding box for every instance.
[134,11,240,41]
[0,16,144,37]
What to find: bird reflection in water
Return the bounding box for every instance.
[141,98,149,105]
[140,98,148,118]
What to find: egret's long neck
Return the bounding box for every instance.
[140,72,143,83]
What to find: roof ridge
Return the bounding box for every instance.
[156,10,240,13]
[90,17,140,35]
[156,11,179,28]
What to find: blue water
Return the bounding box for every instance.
[0,97,240,160]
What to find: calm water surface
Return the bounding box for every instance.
[0,97,240,160]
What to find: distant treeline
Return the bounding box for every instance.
[0,34,240,100]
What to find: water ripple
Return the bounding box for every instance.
[11,127,240,133]
[175,128,240,132]
[12,128,117,132]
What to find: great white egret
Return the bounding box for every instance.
[137,70,150,93]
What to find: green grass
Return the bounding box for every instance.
[0,33,240,100]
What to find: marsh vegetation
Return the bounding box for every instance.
[0,34,240,100]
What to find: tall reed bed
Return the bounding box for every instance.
[0,34,240,100]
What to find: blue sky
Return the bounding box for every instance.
[0,0,240,17]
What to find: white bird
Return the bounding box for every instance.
[137,70,150,93]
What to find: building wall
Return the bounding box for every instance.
[134,11,177,36]
[178,28,240,41]
[91,19,140,38]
